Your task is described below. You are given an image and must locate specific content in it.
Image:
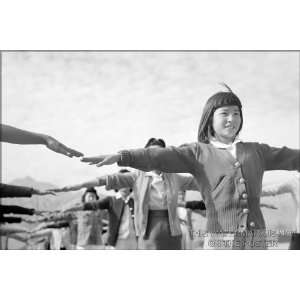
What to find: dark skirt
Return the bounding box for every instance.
[138,210,182,250]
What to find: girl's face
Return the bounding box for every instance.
[212,105,241,144]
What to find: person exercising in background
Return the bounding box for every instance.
[261,174,300,250]
[74,187,105,249]
[65,177,137,250]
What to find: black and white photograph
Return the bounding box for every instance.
[1,1,300,300]
[1,51,299,251]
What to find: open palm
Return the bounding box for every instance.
[81,154,120,167]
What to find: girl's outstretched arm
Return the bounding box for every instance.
[259,144,300,172]
[82,143,200,174]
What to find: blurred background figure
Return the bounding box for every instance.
[75,187,105,249]
[1,122,82,249]
[261,174,300,249]
[60,170,137,250]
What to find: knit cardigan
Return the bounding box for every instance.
[118,142,300,233]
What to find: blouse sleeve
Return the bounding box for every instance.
[105,172,137,191]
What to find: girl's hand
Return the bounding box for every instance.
[81,154,120,167]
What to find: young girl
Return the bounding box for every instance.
[81,87,300,250]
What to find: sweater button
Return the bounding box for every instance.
[234,161,241,168]
[239,178,246,184]
[249,221,255,228]
[241,193,248,199]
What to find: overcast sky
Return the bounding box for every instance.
[2,52,299,186]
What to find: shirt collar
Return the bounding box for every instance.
[115,192,124,200]
[209,138,241,149]
[145,171,164,178]
[115,192,131,203]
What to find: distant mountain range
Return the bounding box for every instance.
[1,176,106,211]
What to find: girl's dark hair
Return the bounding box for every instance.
[81,187,99,203]
[144,138,166,148]
[197,84,243,143]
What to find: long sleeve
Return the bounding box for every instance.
[105,172,137,191]
[0,204,35,215]
[118,143,200,174]
[43,221,70,229]
[185,200,206,210]
[0,216,23,223]
[40,212,75,223]
[258,144,300,171]
[0,183,34,198]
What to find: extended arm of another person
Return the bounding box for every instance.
[0,224,30,235]
[5,232,30,243]
[30,229,53,239]
[50,178,101,193]
[261,175,300,232]
[261,181,294,197]
[51,172,136,193]
[0,124,83,157]
[0,204,36,216]
[64,198,110,212]
[259,203,278,210]
[36,221,70,230]
[31,212,75,224]
[0,183,55,198]
[177,198,207,218]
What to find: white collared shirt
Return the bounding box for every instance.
[145,171,168,210]
[209,138,241,159]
